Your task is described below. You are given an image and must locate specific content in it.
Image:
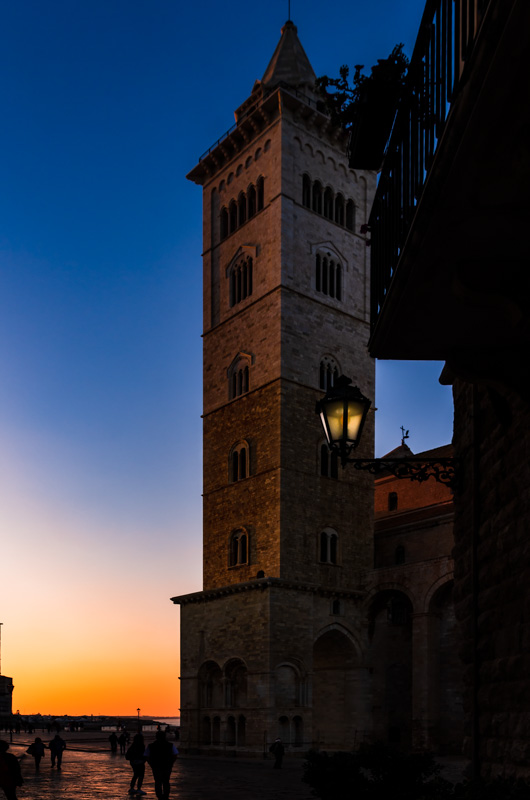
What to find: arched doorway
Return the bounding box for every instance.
[313,628,360,749]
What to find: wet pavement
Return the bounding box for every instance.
[4,734,314,800]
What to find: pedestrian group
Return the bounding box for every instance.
[0,729,179,800]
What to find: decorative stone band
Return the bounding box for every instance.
[171,576,366,606]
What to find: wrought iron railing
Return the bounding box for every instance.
[369,0,492,329]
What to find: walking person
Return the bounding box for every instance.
[144,730,178,800]
[269,737,285,768]
[118,731,128,755]
[26,737,46,770]
[126,733,147,795]
[109,732,118,753]
[48,734,66,769]
[0,740,23,800]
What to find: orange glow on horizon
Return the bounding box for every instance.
[9,654,180,717]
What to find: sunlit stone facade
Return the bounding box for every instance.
[174,21,376,753]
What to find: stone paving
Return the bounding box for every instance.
[4,736,313,800]
[2,732,468,800]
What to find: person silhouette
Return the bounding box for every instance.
[118,732,128,755]
[269,737,285,768]
[0,740,23,800]
[144,730,178,800]
[27,737,45,770]
[48,734,66,769]
[126,733,146,796]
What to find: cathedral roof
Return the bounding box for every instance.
[260,20,316,92]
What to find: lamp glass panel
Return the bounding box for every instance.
[324,399,346,443]
[319,411,332,446]
[346,399,365,443]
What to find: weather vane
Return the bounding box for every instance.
[400,426,410,446]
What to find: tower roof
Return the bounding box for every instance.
[260,20,316,92]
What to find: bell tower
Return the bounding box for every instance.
[174,20,376,752]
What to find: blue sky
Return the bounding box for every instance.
[0,0,452,714]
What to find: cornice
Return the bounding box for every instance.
[186,84,344,186]
[171,576,365,605]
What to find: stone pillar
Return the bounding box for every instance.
[411,612,439,750]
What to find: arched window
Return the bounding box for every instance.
[395,545,405,565]
[321,256,328,294]
[346,199,355,231]
[320,443,329,477]
[257,176,264,211]
[199,661,223,708]
[323,187,334,219]
[225,659,248,709]
[220,207,228,240]
[320,444,338,479]
[237,715,246,746]
[315,252,343,301]
[335,193,345,225]
[328,259,336,298]
[247,185,256,218]
[229,256,253,307]
[212,716,221,745]
[202,716,211,745]
[312,181,322,214]
[229,200,238,234]
[319,529,338,564]
[302,174,311,207]
[229,529,249,567]
[388,491,398,511]
[230,441,250,482]
[238,192,247,226]
[228,354,251,399]
[319,357,339,390]
[226,716,236,746]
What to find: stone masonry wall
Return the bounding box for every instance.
[452,379,530,777]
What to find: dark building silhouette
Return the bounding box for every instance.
[356,0,530,780]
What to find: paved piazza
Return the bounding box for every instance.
[4,733,313,800]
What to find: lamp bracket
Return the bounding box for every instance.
[340,456,457,488]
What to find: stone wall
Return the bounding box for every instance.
[452,379,530,777]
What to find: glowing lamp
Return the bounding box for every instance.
[316,375,371,466]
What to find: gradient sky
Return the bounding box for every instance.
[0,0,452,716]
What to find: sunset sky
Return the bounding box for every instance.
[0,0,452,716]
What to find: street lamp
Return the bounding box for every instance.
[317,375,456,487]
[316,375,371,464]
[137,708,141,733]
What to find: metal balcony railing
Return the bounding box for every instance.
[369,0,492,330]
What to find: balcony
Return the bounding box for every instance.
[358,0,530,372]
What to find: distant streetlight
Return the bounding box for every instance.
[137,708,141,732]
[316,375,456,486]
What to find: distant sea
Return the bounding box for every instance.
[152,717,180,727]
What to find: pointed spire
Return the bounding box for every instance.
[261,20,316,92]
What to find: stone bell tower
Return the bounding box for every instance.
[173,20,376,753]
